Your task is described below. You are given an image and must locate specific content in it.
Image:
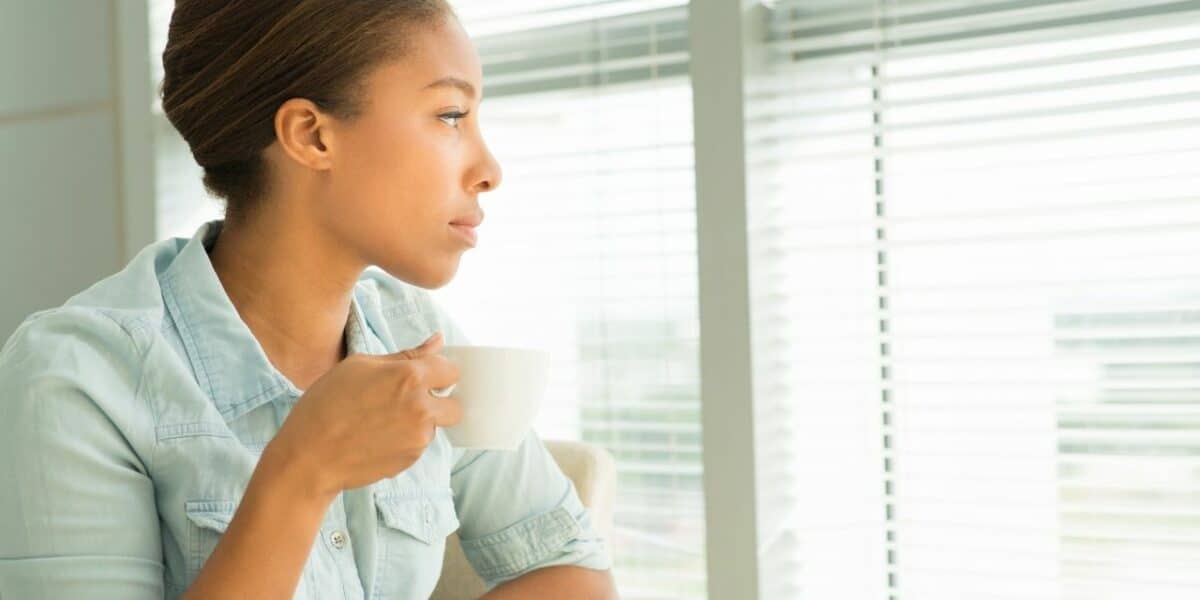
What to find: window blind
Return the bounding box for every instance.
[459,0,689,97]
[437,2,705,598]
[750,1,1200,599]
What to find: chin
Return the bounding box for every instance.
[379,259,459,291]
[419,272,456,290]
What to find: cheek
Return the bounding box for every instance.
[345,118,419,182]
[336,124,421,209]
[345,118,456,198]
[330,121,456,249]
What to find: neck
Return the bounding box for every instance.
[207,210,363,390]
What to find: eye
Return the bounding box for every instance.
[439,110,469,128]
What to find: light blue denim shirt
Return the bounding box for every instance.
[0,219,610,599]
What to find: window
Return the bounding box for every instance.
[750,1,1200,598]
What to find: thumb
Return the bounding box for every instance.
[391,331,443,360]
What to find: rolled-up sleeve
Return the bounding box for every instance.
[0,310,163,599]
[450,430,613,589]
[418,294,612,589]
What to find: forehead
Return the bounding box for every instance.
[370,16,483,99]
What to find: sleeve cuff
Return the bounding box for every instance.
[459,505,613,588]
[0,555,164,600]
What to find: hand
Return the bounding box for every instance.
[263,332,462,499]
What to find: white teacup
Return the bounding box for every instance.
[436,345,549,450]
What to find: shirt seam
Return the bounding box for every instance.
[93,309,157,477]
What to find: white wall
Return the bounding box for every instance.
[0,0,154,340]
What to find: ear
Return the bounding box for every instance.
[273,97,336,171]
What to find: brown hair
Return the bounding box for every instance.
[160,0,455,223]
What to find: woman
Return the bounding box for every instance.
[0,1,616,598]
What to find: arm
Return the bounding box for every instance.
[450,435,615,592]
[0,313,163,599]
[180,445,336,599]
[480,565,619,600]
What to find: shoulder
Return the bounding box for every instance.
[0,245,176,456]
[0,305,145,403]
[0,304,155,467]
[0,236,187,402]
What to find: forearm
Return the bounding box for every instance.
[480,566,618,600]
[181,444,337,600]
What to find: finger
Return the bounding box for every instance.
[430,395,463,427]
[418,353,460,391]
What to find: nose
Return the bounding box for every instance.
[471,137,503,193]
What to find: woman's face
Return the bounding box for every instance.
[318,14,502,289]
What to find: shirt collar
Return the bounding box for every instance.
[159,219,376,422]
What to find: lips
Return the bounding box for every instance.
[450,211,484,228]
[450,210,483,247]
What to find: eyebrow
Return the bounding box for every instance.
[423,76,478,100]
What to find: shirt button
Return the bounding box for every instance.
[423,503,432,525]
[329,530,348,550]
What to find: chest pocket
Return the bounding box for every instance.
[183,500,236,583]
[375,487,460,545]
[183,500,318,599]
[373,487,460,595]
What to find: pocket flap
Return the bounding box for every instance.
[184,500,236,533]
[374,488,460,545]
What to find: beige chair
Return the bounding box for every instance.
[431,439,617,600]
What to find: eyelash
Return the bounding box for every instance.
[439,110,470,128]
